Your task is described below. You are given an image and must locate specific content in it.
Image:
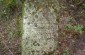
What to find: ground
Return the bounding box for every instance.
[0,0,85,55]
[0,13,21,55]
[0,0,22,55]
[54,1,85,55]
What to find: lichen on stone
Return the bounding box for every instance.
[22,0,60,55]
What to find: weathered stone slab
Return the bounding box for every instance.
[22,0,60,55]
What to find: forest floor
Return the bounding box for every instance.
[0,1,85,55]
[0,14,21,55]
[54,1,85,55]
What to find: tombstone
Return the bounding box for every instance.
[22,0,60,55]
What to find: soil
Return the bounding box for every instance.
[0,14,21,55]
[54,1,85,55]
[0,1,85,55]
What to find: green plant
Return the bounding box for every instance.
[67,24,73,29]
[9,31,14,38]
[0,0,22,21]
[66,24,83,33]
[80,4,85,7]
[74,24,83,33]
[63,48,69,55]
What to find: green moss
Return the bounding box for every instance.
[18,0,25,37]
[16,14,23,55]
[16,14,23,37]
[18,1,25,54]
[22,1,25,17]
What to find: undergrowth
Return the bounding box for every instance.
[0,0,22,21]
[66,24,84,34]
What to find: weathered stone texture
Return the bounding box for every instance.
[22,0,60,55]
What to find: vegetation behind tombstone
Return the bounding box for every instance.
[0,0,22,21]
